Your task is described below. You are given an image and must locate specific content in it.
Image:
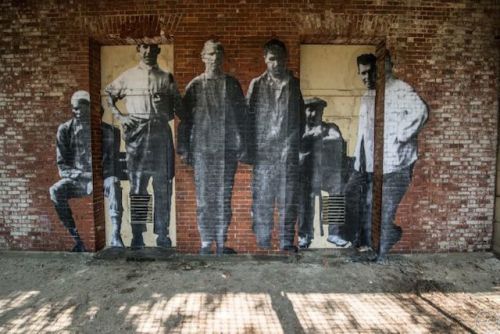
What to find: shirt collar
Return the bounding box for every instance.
[385,75,396,87]
[138,61,159,71]
[70,118,83,134]
[265,70,291,88]
[203,72,225,81]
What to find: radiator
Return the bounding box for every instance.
[321,195,345,225]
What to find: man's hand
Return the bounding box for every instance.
[86,182,93,196]
[69,169,82,179]
[81,172,92,180]
[323,127,341,141]
[299,151,310,164]
[119,115,136,128]
[303,125,322,139]
[152,92,172,119]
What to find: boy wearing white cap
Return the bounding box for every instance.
[49,90,92,252]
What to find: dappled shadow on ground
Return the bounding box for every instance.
[0,251,498,333]
[288,291,500,333]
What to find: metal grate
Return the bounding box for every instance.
[129,194,154,225]
[321,195,345,225]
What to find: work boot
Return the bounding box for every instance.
[281,238,298,252]
[282,244,298,253]
[68,228,86,252]
[256,237,271,249]
[110,217,124,248]
[327,234,351,248]
[216,244,237,255]
[71,241,86,252]
[156,235,172,248]
[376,225,402,264]
[200,247,213,255]
[375,255,389,265]
[131,234,145,250]
[357,245,373,253]
[222,247,237,255]
[130,224,145,250]
[298,236,311,249]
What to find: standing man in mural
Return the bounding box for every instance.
[105,44,183,249]
[339,53,377,251]
[298,97,348,249]
[101,108,124,248]
[49,90,92,252]
[377,53,428,263]
[247,39,305,251]
[179,40,246,255]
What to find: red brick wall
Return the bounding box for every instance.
[89,39,105,251]
[0,0,498,253]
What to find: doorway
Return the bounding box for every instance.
[100,44,177,247]
[300,44,376,249]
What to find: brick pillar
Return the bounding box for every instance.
[89,39,105,251]
[371,43,387,251]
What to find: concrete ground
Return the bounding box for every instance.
[0,249,499,334]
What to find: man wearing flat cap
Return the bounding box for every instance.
[49,90,92,252]
[298,97,349,248]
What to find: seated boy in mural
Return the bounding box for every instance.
[298,97,348,249]
[49,90,92,252]
[246,39,305,251]
[179,40,246,255]
[105,44,183,249]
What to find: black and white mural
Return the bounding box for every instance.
[51,41,428,261]
[105,44,182,249]
[299,50,428,262]
[246,39,305,252]
[101,115,124,248]
[298,97,347,249]
[49,91,92,252]
[326,54,378,252]
[177,40,246,255]
[377,53,428,262]
[343,54,377,252]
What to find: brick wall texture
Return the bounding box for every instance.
[0,0,498,253]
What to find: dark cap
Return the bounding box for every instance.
[304,97,327,109]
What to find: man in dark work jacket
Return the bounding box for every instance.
[298,97,348,249]
[179,40,247,255]
[246,39,305,251]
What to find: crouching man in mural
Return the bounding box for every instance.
[105,44,183,249]
[179,40,246,255]
[49,90,92,252]
[377,53,428,263]
[247,39,305,251]
[341,53,377,251]
[298,97,348,249]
